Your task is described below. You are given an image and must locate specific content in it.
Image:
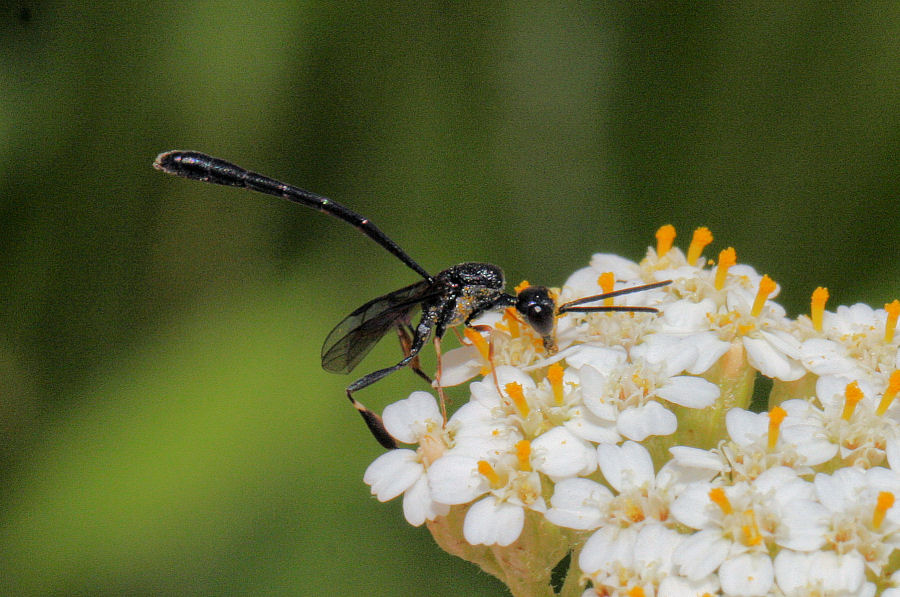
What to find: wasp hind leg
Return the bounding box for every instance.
[348,394,398,450]
[346,319,434,450]
[397,324,432,385]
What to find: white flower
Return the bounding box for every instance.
[544,477,612,530]
[630,327,730,376]
[357,238,900,595]
[670,467,825,590]
[813,375,895,466]
[720,402,836,479]
[578,523,694,596]
[718,552,774,596]
[548,441,698,535]
[363,392,450,525]
[814,466,900,575]
[579,358,719,441]
[427,421,545,546]
[774,550,868,596]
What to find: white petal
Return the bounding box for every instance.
[531,427,597,479]
[597,441,654,493]
[743,336,805,381]
[463,497,524,546]
[436,345,484,387]
[673,528,729,580]
[546,478,612,530]
[618,401,677,440]
[589,253,641,280]
[633,523,682,573]
[776,500,828,551]
[563,407,622,444]
[658,575,721,597]
[815,468,866,512]
[402,475,449,526]
[579,525,637,574]
[382,391,442,443]
[815,374,853,410]
[686,332,732,374]
[670,482,715,529]
[427,455,486,504]
[887,437,900,472]
[719,553,774,596]
[363,449,423,501]
[668,446,726,471]
[494,365,538,389]
[799,338,860,377]
[774,550,865,595]
[758,328,800,359]
[579,364,618,420]
[561,266,605,298]
[725,408,768,446]
[658,298,718,333]
[564,344,628,373]
[631,333,699,377]
[656,375,720,408]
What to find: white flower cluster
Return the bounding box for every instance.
[364,226,900,597]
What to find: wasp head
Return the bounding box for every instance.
[515,285,558,353]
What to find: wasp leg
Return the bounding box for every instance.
[397,324,432,384]
[346,316,435,449]
[470,324,503,398]
[347,395,397,450]
[432,335,448,423]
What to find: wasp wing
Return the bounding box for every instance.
[321,279,439,374]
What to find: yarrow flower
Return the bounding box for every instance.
[361,225,900,597]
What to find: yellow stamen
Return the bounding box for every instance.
[741,509,763,546]
[709,487,733,515]
[767,406,787,450]
[515,440,532,472]
[598,272,615,306]
[686,226,713,265]
[714,247,736,290]
[737,322,756,336]
[477,460,503,489]
[547,364,565,405]
[873,491,895,530]
[876,370,900,416]
[505,382,530,417]
[627,587,646,597]
[464,327,490,362]
[750,274,777,317]
[624,499,645,523]
[841,381,864,421]
[502,307,521,338]
[514,280,530,295]
[655,224,676,257]
[885,299,900,343]
[811,287,829,332]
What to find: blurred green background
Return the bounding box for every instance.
[1,3,898,595]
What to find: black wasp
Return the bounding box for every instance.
[154,151,670,449]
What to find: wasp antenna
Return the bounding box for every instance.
[560,305,660,314]
[558,279,671,311]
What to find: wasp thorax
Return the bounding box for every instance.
[445,262,506,290]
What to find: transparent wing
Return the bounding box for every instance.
[321,279,438,374]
